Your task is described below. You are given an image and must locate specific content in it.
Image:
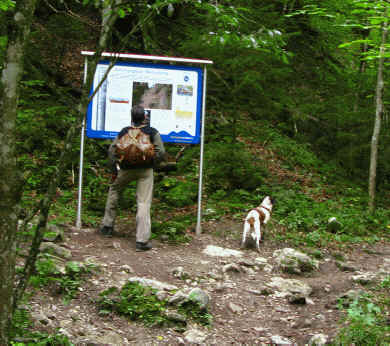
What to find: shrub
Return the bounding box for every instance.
[204,142,268,193]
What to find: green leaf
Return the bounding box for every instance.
[338,39,373,48]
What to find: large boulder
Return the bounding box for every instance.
[273,248,319,274]
[267,277,312,297]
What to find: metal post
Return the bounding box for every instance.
[195,65,207,236]
[76,57,88,229]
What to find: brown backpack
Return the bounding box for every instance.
[115,127,155,166]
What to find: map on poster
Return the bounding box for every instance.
[86,61,203,144]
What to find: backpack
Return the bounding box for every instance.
[115,127,155,166]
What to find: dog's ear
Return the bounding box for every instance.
[271,197,276,205]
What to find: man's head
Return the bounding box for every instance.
[131,105,145,124]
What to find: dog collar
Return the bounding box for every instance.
[259,206,272,214]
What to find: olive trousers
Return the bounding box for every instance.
[102,167,153,243]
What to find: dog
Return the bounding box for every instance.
[241,196,274,252]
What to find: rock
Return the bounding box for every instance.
[172,266,191,280]
[273,248,319,274]
[228,302,243,314]
[127,277,178,291]
[120,264,134,273]
[287,294,307,305]
[379,258,390,276]
[31,311,51,326]
[271,335,293,345]
[222,263,241,274]
[37,254,66,275]
[203,245,243,258]
[156,290,170,301]
[184,329,208,344]
[327,217,342,233]
[40,242,72,260]
[241,266,256,275]
[338,289,365,306]
[208,271,223,281]
[238,258,256,267]
[268,277,312,297]
[336,261,358,272]
[163,310,187,323]
[187,287,210,310]
[254,257,268,269]
[309,333,328,345]
[351,272,377,285]
[169,290,189,305]
[264,264,273,273]
[247,286,273,296]
[93,331,124,345]
[43,224,65,242]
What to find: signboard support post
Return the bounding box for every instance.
[195,65,207,236]
[76,57,88,229]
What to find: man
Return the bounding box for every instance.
[100,105,165,251]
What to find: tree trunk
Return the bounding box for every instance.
[0,0,37,343]
[13,0,123,309]
[368,21,388,213]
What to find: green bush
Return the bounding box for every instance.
[204,142,268,193]
[152,218,192,243]
[334,298,390,345]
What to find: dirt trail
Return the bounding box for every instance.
[29,220,390,345]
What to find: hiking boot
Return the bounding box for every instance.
[136,241,152,252]
[100,226,113,237]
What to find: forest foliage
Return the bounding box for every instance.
[7,0,389,240]
[1,0,390,342]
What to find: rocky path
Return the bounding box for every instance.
[27,224,390,345]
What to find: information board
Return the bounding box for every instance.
[86,61,204,144]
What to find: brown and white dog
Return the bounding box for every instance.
[241,196,274,252]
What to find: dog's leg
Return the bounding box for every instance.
[241,220,250,248]
[254,220,261,252]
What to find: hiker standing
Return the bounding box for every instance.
[100,105,165,251]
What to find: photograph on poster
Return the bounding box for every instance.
[86,61,203,143]
[133,82,173,110]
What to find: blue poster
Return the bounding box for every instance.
[86,61,203,144]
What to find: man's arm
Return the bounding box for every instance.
[152,131,166,165]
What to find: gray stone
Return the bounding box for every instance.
[351,272,377,285]
[93,331,124,345]
[188,287,210,310]
[128,277,178,291]
[169,290,189,305]
[271,335,293,345]
[268,277,312,297]
[273,248,319,274]
[309,333,328,345]
[327,217,342,233]
[120,264,134,273]
[43,224,65,242]
[228,302,243,314]
[40,242,72,260]
[238,258,256,267]
[163,310,187,323]
[222,263,241,274]
[184,329,208,344]
[203,245,243,258]
[336,261,358,272]
[172,266,190,280]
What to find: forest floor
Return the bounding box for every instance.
[28,217,390,345]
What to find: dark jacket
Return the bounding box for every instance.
[108,124,166,171]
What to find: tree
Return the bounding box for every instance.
[0,0,37,343]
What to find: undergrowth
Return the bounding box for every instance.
[97,282,211,327]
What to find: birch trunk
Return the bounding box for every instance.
[0,0,37,343]
[368,21,388,213]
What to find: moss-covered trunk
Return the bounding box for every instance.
[0,0,37,343]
